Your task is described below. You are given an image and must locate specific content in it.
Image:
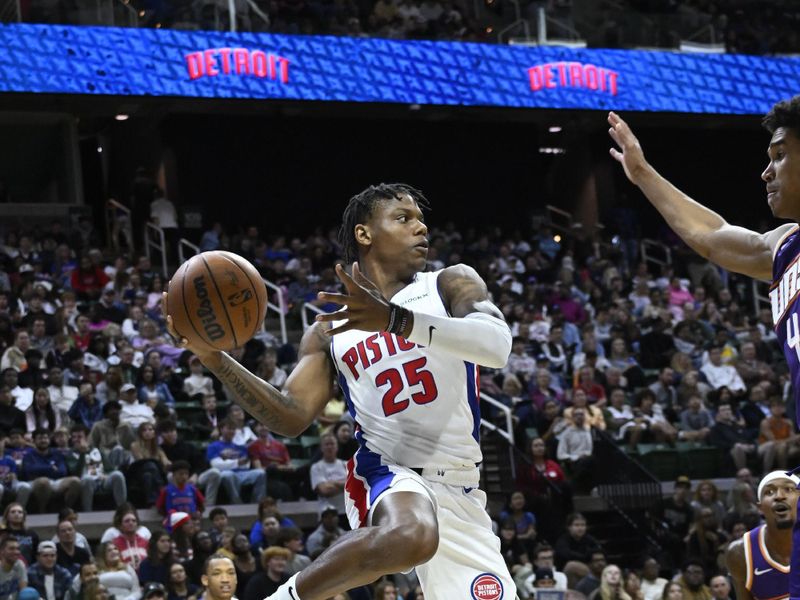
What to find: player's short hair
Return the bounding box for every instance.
[202,553,235,575]
[763,95,800,136]
[0,535,18,549]
[338,183,431,264]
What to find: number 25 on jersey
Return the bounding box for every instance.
[375,357,439,416]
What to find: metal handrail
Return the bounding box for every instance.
[105,199,134,258]
[144,221,168,277]
[751,279,770,317]
[480,392,515,479]
[545,204,573,234]
[302,302,325,331]
[262,278,288,345]
[640,238,672,268]
[178,238,199,265]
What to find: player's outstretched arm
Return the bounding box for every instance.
[404,263,512,368]
[164,293,334,438]
[608,111,793,281]
[724,538,754,600]
[315,262,511,368]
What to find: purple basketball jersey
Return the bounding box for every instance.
[744,525,789,600]
[770,225,800,600]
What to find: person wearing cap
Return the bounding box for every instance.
[726,470,799,600]
[27,541,72,600]
[119,383,155,429]
[142,582,167,600]
[306,506,346,559]
[95,288,126,325]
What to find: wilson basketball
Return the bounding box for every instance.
[167,251,268,352]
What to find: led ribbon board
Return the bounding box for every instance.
[0,23,798,113]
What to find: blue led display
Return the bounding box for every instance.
[0,23,797,114]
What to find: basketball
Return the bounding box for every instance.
[167,251,268,352]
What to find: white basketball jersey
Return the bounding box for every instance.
[330,270,482,469]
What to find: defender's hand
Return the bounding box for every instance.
[315,263,392,336]
[608,111,649,185]
[161,290,222,365]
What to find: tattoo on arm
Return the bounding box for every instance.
[213,353,303,434]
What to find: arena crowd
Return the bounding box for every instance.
[0,181,789,599]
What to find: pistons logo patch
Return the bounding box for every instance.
[471,573,504,600]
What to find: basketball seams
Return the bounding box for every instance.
[200,254,239,348]
[179,260,210,348]
[218,252,262,338]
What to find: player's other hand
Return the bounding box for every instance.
[608,111,649,185]
[161,290,222,365]
[315,262,391,336]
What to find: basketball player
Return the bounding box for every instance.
[202,554,238,600]
[726,471,799,600]
[607,95,800,598]
[164,183,517,600]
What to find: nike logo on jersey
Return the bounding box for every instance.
[428,325,436,346]
[754,567,773,576]
[289,586,299,599]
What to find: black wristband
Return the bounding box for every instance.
[386,303,408,335]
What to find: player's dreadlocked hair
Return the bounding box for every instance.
[763,95,800,135]
[338,183,431,264]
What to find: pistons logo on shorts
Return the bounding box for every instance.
[471,573,504,600]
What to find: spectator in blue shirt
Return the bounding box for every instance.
[68,385,104,431]
[0,452,30,509]
[21,429,81,513]
[27,540,73,600]
[206,419,266,504]
[137,365,175,407]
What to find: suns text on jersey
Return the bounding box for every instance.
[770,254,800,326]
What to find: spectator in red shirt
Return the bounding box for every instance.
[575,366,607,407]
[516,437,572,543]
[248,422,295,501]
[70,255,109,301]
[70,314,92,352]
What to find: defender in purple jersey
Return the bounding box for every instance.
[608,96,800,600]
[727,471,799,600]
